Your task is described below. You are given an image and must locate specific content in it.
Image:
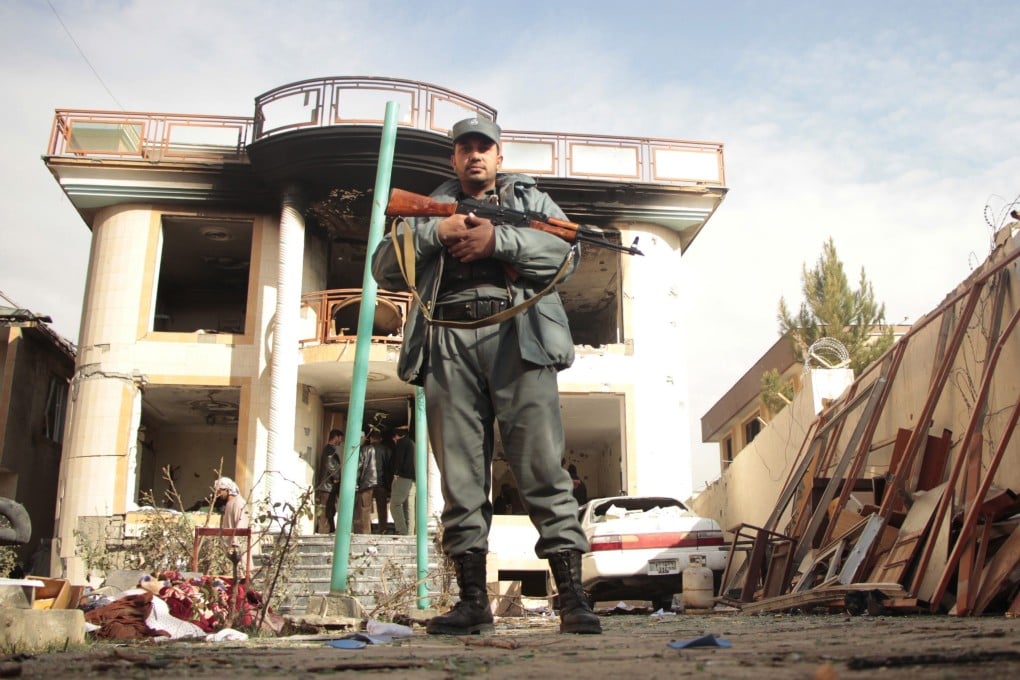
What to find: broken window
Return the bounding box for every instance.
[44,375,67,443]
[558,246,623,347]
[139,385,241,509]
[153,216,252,333]
[721,436,734,469]
[744,415,762,447]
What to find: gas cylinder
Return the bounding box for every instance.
[681,555,715,610]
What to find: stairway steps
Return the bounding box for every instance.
[272,533,442,615]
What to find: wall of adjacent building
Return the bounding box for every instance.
[0,326,73,566]
[691,227,1020,539]
[690,370,847,532]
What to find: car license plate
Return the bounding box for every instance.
[648,559,679,575]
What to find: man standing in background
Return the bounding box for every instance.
[353,431,377,534]
[370,430,393,533]
[388,426,416,535]
[314,429,344,534]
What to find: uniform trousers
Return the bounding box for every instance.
[424,318,587,558]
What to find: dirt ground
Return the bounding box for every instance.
[7,607,1020,679]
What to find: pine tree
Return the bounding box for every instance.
[762,238,894,415]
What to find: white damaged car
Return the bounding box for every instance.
[578,495,727,610]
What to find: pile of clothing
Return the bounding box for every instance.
[83,570,269,641]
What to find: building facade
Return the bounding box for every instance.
[0,293,75,572]
[701,326,912,476]
[43,77,727,581]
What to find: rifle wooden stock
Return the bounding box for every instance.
[386,189,459,219]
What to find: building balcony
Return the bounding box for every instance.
[299,288,410,346]
[45,76,726,251]
[49,76,724,186]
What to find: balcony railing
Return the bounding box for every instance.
[47,76,725,185]
[48,109,252,163]
[253,75,496,139]
[300,289,410,346]
[500,130,724,185]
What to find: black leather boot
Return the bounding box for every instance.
[426,551,494,635]
[548,550,602,634]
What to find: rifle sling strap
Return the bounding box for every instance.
[390,217,572,330]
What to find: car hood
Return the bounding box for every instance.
[584,503,721,536]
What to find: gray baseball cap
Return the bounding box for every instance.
[449,117,501,145]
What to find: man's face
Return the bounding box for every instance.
[451,134,502,194]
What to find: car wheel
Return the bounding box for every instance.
[0,497,31,545]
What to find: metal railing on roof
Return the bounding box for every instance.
[499,129,725,185]
[48,109,252,162]
[47,77,725,186]
[253,75,497,139]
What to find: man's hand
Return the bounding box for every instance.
[438,212,496,262]
[437,213,470,245]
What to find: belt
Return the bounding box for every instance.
[434,298,509,321]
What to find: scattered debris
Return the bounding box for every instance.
[667,633,732,649]
[846,649,1020,670]
[456,636,564,650]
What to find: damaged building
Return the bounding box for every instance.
[41,76,727,582]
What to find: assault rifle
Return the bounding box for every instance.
[385,188,643,256]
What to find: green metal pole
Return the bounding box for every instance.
[331,101,399,592]
[414,386,430,608]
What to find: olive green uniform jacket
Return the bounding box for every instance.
[370,173,578,383]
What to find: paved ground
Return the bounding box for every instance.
[7,608,1020,679]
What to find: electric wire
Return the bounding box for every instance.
[46,0,125,110]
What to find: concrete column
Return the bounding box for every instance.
[264,185,306,506]
[55,206,154,581]
[624,226,693,499]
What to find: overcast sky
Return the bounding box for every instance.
[2,0,1018,496]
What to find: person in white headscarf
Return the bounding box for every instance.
[213,477,249,531]
[211,477,254,578]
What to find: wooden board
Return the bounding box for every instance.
[869,483,947,586]
[973,522,1020,615]
[738,583,906,615]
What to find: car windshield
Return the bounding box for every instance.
[591,497,686,521]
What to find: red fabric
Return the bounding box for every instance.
[158,586,201,629]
